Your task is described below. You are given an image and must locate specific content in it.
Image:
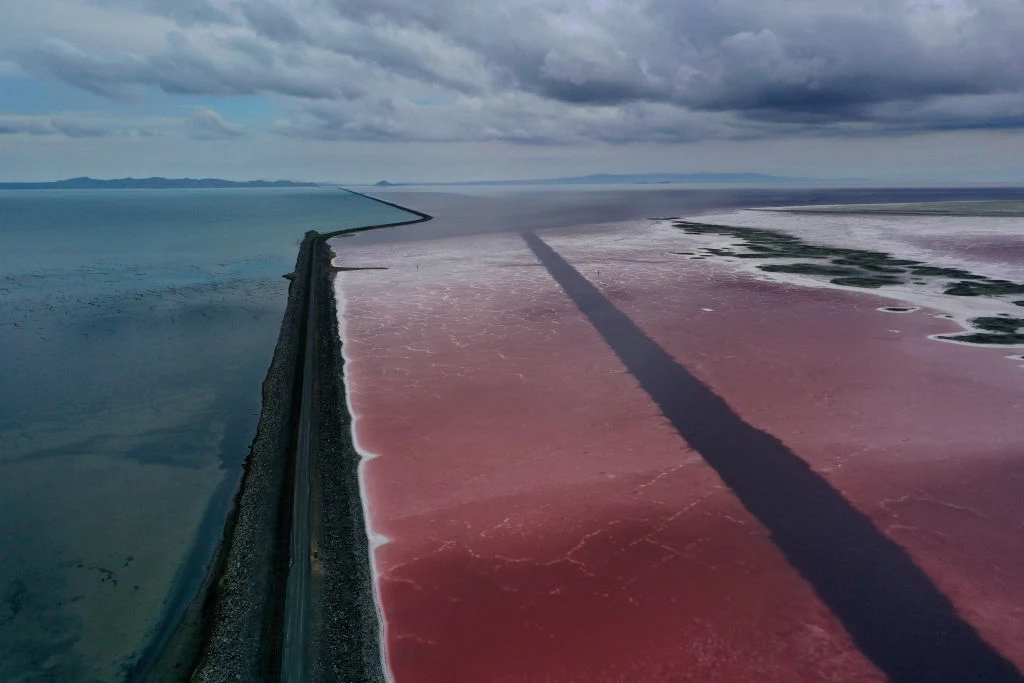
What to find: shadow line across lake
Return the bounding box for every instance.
[522,230,1022,683]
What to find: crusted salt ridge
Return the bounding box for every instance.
[332,268,395,683]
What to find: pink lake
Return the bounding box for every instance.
[331,216,1023,682]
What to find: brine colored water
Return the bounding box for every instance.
[333,191,1023,682]
[0,188,416,682]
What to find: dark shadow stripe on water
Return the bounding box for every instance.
[521,231,1023,683]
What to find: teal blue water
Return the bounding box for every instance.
[0,188,416,682]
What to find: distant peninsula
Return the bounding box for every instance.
[0,177,318,190]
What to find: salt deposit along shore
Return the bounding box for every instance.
[334,209,1023,681]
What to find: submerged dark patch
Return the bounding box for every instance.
[0,580,27,626]
[911,266,985,279]
[674,220,1024,346]
[939,317,1024,345]
[758,263,860,276]
[829,276,904,289]
[973,317,1024,334]
[944,280,1024,297]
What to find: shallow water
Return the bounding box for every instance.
[0,188,416,682]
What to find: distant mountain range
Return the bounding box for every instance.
[371,172,810,187]
[1,173,816,191]
[0,177,318,190]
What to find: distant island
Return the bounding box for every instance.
[366,172,810,187]
[0,177,318,190]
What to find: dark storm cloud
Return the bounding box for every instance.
[8,0,1024,143]
[313,0,1024,116]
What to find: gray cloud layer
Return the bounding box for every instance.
[0,110,246,140]
[6,0,1024,144]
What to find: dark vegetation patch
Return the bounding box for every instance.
[830,255,918,272]
[944,280,1024,297]
[880,307,918,313]
[861,265,907,274]
[759,263,860,276]
[829,276,904,289]
[971,317,1024,334]
[674,220,1024,346]
[911,266,985,279]
[939,317,1024,345]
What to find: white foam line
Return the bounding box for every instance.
[330,241,395,683]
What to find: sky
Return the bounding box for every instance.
[3,0,1024,183]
